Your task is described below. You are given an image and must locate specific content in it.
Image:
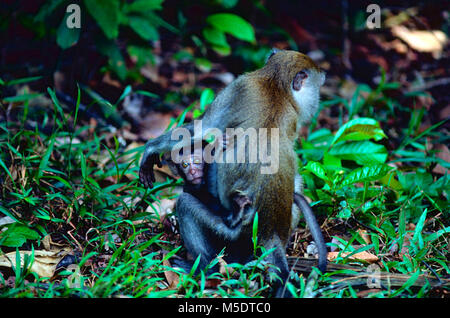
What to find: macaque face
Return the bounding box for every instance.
[179,151,204,185]
[291,68,325,125]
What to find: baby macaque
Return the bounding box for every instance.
[168,136,252,228]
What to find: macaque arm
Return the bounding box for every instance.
[177,192,244,242]
[293,193,327,272]
[205,161,218,198]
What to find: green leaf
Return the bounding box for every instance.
[412,209,427,243]
[1,233,27,247]
[84,0,119,39]
[341,164,391,186]
[252,211,259,253]
[0,206,20,223]
[199,88,215,111]
[134,90,159,98]
[56,12,81,49]
[425,226,450,243]
[304,161,329,181]
[0,224,39,247]
[124,0,164,12]
[211,44,231,56]
[2,93,43,103]
[34,0,66,22]
[329,140,388,165]
[37,136,56,183]
[129,16,159,41]
[194,58,212,72]
[202,27,228,47]
[206,13,255,43]
[331,117,387,146]
[127,45,155,67]
[6,76,42,86]
[0,157,14,183]
[217,0,239,8]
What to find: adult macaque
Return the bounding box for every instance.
[140,49,326,297]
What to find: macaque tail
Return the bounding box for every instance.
[293,193,327,273]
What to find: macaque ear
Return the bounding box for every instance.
[266,47,281,63]
[292,70,308,91]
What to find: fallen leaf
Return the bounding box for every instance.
[145,198,176,221]
[357,229,372,245]
[0,247,72,278]
[163,259,179,289]
[392,26,447,58]
[327,251,379,263]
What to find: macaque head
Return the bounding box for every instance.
[265,49,326,124]
[178,148,204,185]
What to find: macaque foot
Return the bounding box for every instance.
[226,193,252,228]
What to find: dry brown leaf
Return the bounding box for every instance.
[145,198,176,221]
[327,251,379,264]
[139,111,173,140]
[392,26,447,57]
[162,259,179,289]
[0,247,72,278]
[432,144,450,175]
[357,229,372,245]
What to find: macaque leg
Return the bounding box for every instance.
[176,192,247,270]
[261,235,291,298]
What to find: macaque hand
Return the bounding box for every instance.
[139,152,162,188]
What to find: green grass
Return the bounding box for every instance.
[0,75,448,298]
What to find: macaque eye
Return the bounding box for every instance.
[293,70,308,91]
[182,162,189,168]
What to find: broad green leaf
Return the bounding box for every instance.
[307,128,334,144]
[0,224,39,247]
[124,0,164,12]
[379,171,403,190]
[12,225,40,240]
[341,164,391,186]
[129,16,159,41]
[0,232,27,247]
[56,12,81,49]
[304,161,329,181]
[329,140,388,165]
[211,44,231,56]
[84,0,119,39]
[206,13,255,43]
[331,117,386,146]
[323,153,341,169]
[202,27,228,47]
